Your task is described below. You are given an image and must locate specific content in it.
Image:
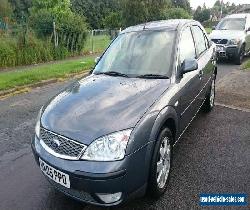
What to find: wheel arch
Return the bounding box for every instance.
[150,106,179,145]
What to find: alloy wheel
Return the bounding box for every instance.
[210,79,215,107]
[156,137,171,189]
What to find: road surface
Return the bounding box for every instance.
[0,62,249,210]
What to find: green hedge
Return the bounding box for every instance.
[0,34,71,68]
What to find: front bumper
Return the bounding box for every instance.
[31,136,153,206]
[216,44,239,58]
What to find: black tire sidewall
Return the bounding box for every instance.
[202,76,216,113]
[235,45,245,65]
[148,127,173,198]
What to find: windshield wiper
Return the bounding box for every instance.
[96,71,129,77]
[136,74,169,79]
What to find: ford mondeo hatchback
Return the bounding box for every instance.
[32,19,217,206]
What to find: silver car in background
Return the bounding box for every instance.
[210,13,250,64]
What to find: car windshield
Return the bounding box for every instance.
[216,18,246,30]
[93,30,175,77]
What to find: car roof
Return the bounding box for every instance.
[225,13,250,19]
[121,19,197,34]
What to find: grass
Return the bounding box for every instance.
[205,28,212,34]
[241,59,250,70]
[83,35,111,53]
[0,57,95,91]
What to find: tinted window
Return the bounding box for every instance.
[192,26,207,56]
[179,27,196,64]
[217,18,246,31]
[94,30,176,77]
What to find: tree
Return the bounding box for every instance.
[31,0,72,21]
[9,0,32,22]
[194,6,211,23]
[163,7,191,19]
[121,0,148,26]
[29,9,54,37]
[0,0,13,19]
[121,0,171,27]
[171,0,191,13]
[29,0,88,52]
[71,0,120,29]
[103,12,122,29]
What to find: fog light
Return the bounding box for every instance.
[97,192,122,203]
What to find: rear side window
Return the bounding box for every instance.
[192,26,207,57]
[179,27,196,64]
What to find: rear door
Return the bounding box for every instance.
[176,26,203,132]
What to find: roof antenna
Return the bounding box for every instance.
[143,22,147,30]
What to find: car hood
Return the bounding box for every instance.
[209,30,245,40]
[41,74,170,145]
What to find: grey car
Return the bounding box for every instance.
[210,13,250,65]
[31,19,217,206]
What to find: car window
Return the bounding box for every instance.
[216,18,246,30]
[94,30,176,77]
[179,27,196,64]
[192,26,207,57]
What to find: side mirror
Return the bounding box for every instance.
[89,69,93,75]
[95,57,100,63]
[212,26,216,30]
[246,27,250,32]
[181,59,198,75]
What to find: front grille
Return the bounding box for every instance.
[40,127,86,159]
[212,39,228,45]
[48,179,96,203]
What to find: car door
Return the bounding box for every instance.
[175,26,203,133]
[191,25,215,101]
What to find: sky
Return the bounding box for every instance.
[190,0,250,9]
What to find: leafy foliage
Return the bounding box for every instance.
[193,6,211,23]
[171,0,191,13]
[9,0,32,22]
[103,12,122,29]
[0,0,13,19]
[29,0,88,53]
[121,0,171,27]
[163,7,191,20]
[29,9,54,38]
[71,0,120,29]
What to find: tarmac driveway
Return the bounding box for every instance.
[0,63,249,210]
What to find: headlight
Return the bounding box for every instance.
[35,107,43,138]
[81,129,132,161]
[228,39,241,45]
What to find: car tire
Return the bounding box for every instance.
[148,127,173,198]
[235,45,245,65]
[202,75,216,113]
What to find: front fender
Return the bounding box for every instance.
[150,106,179,144]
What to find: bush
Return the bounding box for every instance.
[29,9,54,38]
[0,32,72,68]
[163,8,192,19]
[15,33,54,65]
[0,38,16,67]
[53,45,69,60]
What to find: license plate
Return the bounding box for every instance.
[39,158,70,188]
[216,45,225,52]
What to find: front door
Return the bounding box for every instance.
[175,26,203,133]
